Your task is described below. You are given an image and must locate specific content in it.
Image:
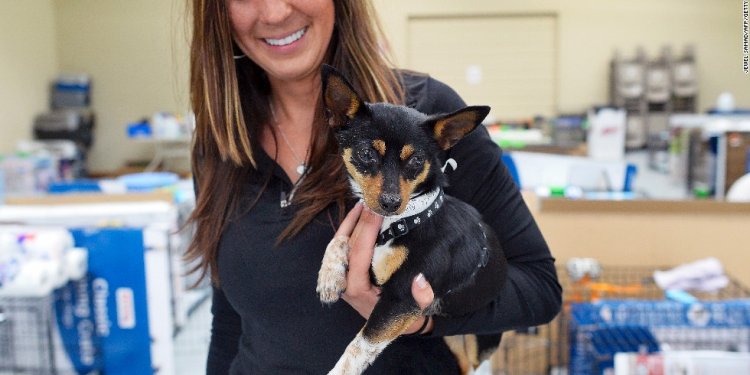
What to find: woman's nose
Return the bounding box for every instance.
[257,0,292,25]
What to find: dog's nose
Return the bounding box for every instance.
[379,194,402,213]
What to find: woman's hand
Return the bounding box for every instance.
[337,203,381,318]
[337,203,435,335]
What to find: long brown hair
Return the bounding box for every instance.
[185,0,405,285]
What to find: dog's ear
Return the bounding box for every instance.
[426,106,490,150]
[321,64,365,129]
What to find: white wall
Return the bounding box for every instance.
[374,0,748,115]
[0,1,58,154]
[54,0,191,172]
[2,1,746,172]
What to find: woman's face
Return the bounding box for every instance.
[229,0,335,84]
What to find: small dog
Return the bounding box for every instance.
[317,65,508,375]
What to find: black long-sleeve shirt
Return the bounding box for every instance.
[204,72,562,374]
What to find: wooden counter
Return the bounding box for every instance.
[4,191,174,205]
[524,194,750,288]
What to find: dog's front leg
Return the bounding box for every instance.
[317,235,350,303]
[329,297,422,375]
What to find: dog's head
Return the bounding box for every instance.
[322,65,490,216]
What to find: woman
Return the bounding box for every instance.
[186,0,562,374]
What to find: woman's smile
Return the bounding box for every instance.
[262,26,307,47]
[229,0,334,82]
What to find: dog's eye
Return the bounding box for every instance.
[357,147,378,164]
[407,155,424,169]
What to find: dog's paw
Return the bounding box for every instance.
[317,265,347,304]
[317,236,350,304]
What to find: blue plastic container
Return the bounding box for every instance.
[118,172,179,191]
[47,179,102,194]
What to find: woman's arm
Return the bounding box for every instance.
[433,125,561,335]
[206,286,242,374]
[414,76,562,335]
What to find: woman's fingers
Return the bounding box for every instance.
[346,207,383,293]
[411,273,435,310]
[335,202,364,237]
[339,206,383,319]
[404,274,436,335]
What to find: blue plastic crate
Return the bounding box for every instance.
[589,326,659,372]
[569,300,750,375]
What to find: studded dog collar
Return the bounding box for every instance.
[375,189,445,247]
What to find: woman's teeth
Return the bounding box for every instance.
[264,28,306,46]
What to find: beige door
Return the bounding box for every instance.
[408,14,558,121]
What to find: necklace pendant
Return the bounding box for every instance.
[296,164,306,175]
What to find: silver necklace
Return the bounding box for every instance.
[270,103,308,175]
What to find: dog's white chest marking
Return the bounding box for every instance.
[371,242,408,285]
[371,243,392,272]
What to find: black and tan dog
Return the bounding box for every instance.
[317,65,508,375]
